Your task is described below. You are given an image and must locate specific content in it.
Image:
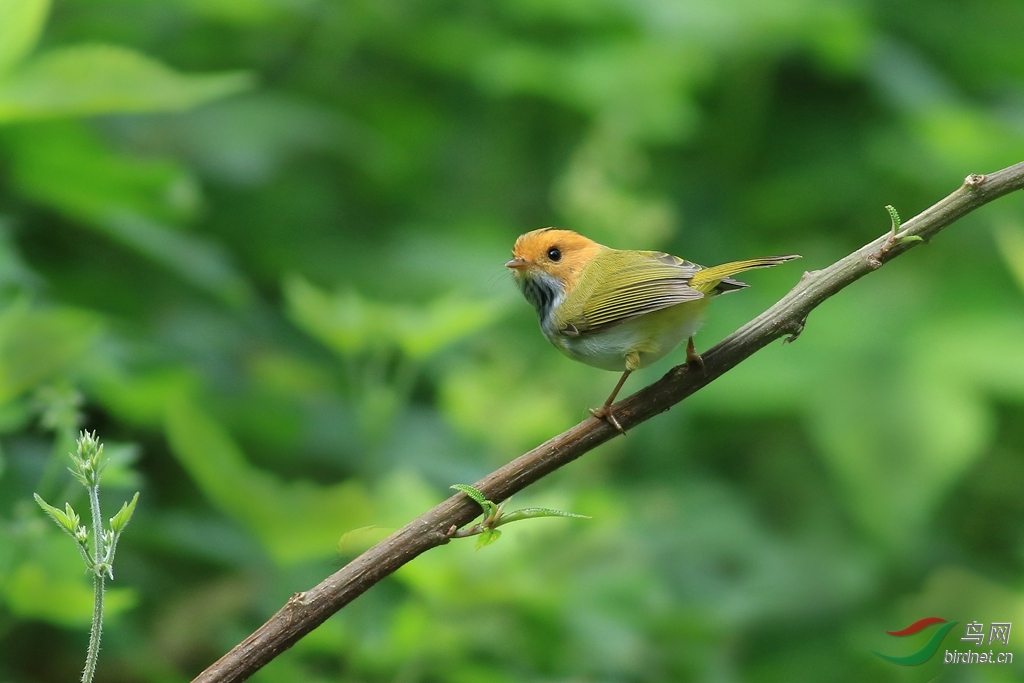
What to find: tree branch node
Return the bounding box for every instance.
[965,173,987,188]
[783,316,808,344]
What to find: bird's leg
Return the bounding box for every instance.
[685,337,705,372]
[589,352,639,433]
[589,370,630,433]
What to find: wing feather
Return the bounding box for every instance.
[560,250,704,335]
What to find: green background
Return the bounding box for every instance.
[1,0,1023,681]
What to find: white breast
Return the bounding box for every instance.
[546,299,709,372]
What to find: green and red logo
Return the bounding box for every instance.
[873,617,959,665]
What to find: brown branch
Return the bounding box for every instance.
[192,163,1024,683]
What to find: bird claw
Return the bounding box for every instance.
[589,406,626,434]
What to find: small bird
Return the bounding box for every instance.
[506,228,799,432]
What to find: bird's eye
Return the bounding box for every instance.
[547,247,561,262]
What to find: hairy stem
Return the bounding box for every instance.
[82,572,104,683]
[82,483,104,683]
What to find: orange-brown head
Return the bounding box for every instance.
[506,228,606,323]
[507,228,604,287]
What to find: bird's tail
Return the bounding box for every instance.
[690,255,801,294]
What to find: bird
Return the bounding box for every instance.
[506,228,799,432]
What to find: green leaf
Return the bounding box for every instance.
[494,507,592,527]
[394,295,505,360]
[4,121,199,224]
[0,302,101,405]
[109,492,139,533]
[33,493,80,534]
[0,44,252,123]
[993,221,1024,294]
[450,484,502,535]
[284,277,501,359]
[0,0,49,76]
[86,366,199,430]
[475,528,501,549]
[175,0,294,25]
[164,396,377,564]
[5,121,253,305]
[885,204,901,233]
[34,383,83,434]
[450,483,488,507]
[100,211,254,307]
[337,525,391,555]
[283,280,375,355]
[3,559,135,626]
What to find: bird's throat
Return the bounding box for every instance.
[521,274,563,327]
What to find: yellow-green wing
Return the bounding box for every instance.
[562,250,704,335]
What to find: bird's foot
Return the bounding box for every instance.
[589,405,626,434]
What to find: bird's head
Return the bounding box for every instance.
[506,228,605,323]
[506,228,602,287]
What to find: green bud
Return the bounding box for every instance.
[77,430,101,460]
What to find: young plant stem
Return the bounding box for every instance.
[82,482,104,683]
[83,572,104,683]
[35,431,138,683]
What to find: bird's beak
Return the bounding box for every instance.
[505,257,528,270]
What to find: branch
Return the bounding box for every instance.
[192,163,1024,683]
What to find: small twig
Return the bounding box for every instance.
[192,163,1024,683]
[444,484,589,548]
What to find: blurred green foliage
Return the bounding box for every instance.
[1,0,1024,681]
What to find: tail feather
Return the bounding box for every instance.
[690,255,801,293]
